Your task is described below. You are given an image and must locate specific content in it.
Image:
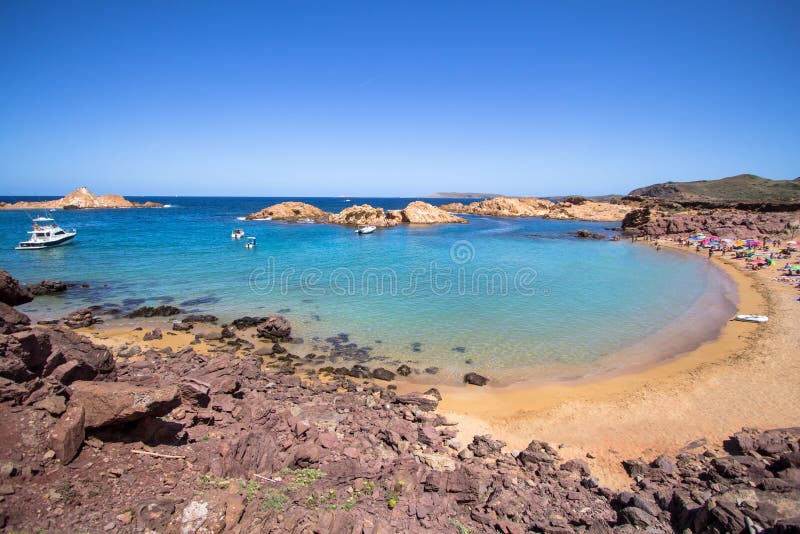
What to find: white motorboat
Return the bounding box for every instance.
[355,225,376,234]
[734,314,768,323]
[297,218,314,224]
[250,217,272,221]
[231,228,245,239]
[16,217,77,250]
[245,236,257,249]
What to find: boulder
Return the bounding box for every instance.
[48,404,85,464]
[394,392,439,412]
[256,315,291,341]
[232,316,267,329]
[371,368,395,381]
[27,280,68,296]
[34,394,67,415]
[0,270,33,306]
[0,302,31,334]
[127,305,181,318]
[143,328,163,341]
[464,372,489,386]
[573,229,607,239]
[62,308,98,329]
[68,381,181,429]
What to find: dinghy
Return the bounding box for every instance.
[734,314,768,323]
[355,225,376,234]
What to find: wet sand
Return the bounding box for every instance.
[427,241,800,488]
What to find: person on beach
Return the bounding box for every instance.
[708,248,713,259]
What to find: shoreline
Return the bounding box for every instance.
[425,239,800,487]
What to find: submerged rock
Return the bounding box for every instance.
[27,280,68,296]
[464,372,489,386]
[127,305,181,318]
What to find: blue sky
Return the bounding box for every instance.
[1,1,798,197]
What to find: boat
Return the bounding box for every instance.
[297,218,314,224]
[734,314,768,323]
[231,229,245,239]
[355,225,376,234]
[16,217,77,250]
[250,217,272,221]
[245,236,257,249]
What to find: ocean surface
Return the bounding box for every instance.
[0,196,738,385]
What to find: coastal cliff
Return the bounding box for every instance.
[0,187,164,210]
[440,196,554,217]
[622,207,800,239]
[548,198,633,222]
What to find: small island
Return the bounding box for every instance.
[0,187,164,210]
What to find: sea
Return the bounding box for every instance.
[0,196,738,385]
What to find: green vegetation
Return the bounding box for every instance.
[197,474,231,490]
[241,479,261,502]
[386,480,404,510]
[261,489,287,511]
[451,518,473,534]
[629,174,800,203]
[280,467,325,487]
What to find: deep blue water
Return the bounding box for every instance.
[0,197,737,384]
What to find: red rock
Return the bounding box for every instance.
[48,404,85,463]
[69,381,180,428]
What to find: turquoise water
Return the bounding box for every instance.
[0,197,737,384]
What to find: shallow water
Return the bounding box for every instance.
[0,197,737,384]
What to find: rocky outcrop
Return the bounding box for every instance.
[441,196,554,217]
[0,187,163,210]
[245,202,331,221]
[27,280,67,296]
[68,381,181,428]
[399,201,467,224]
[548,200,633,222]
[0,270,33,307]
[623,209,799,239]
[329,204,403,227]
[0,303,31,334]
[574,229,608,239]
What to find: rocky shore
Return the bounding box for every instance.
[2,270,800,532]
[621,207,799,239]
[246,200,466,226]
[0,187,164,210]
[440,196,633,222]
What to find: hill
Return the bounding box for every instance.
[629,174,800,203]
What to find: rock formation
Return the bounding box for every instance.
[399,201,466,224]
[0,187,164,210]
[329,204,404,227]
[245,202,332,221]
[441,196,554,217]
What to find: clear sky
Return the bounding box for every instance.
[1,1,798,197]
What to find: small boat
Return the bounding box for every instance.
[231,229,245,239]
[297,218,314,224]
[16,216,77,250]
[734,314,768,323]
[251,217,272,221]
[245,236,257,249]
[355,225,376,234]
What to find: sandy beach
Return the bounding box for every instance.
[429,240,800,487]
